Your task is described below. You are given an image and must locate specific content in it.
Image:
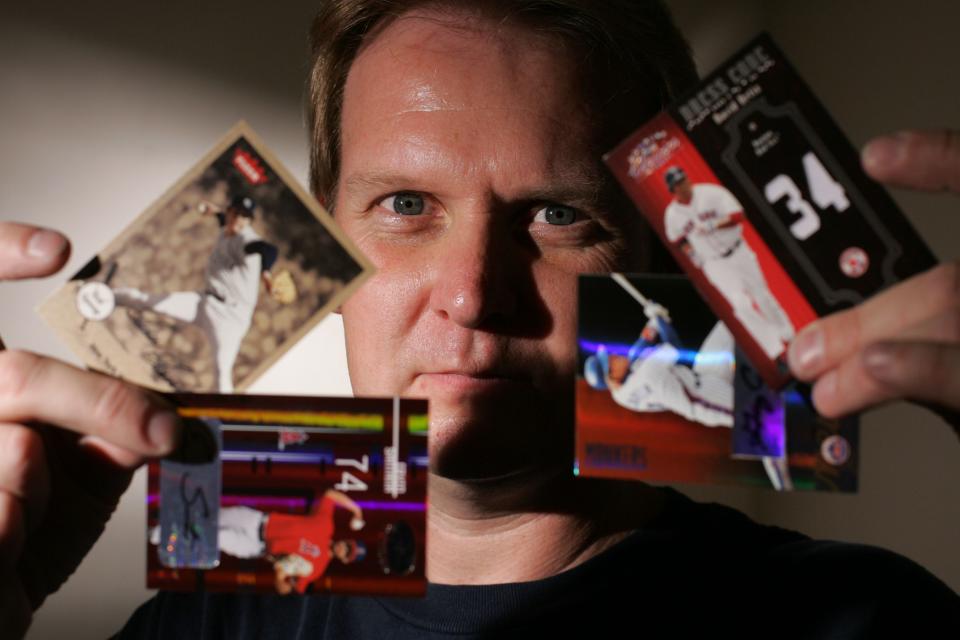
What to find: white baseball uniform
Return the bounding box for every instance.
[610,321,735,428]
[217,505,268,558]
[606,319,791,490]
[664,183,794,359]
[114,219,276,392]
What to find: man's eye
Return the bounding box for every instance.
[380,192,425,216]
[533,204,579,226]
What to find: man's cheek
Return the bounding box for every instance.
[342,274,422,391]
[535,271,580,369]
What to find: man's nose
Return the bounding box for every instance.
[428,215,518,330]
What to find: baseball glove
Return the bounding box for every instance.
[270,269,298,305]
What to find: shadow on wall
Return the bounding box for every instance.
[7,0,324,103]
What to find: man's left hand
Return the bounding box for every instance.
[787,129,960,435]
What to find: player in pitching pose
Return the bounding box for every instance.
[663,167,795,361]
[214,489,366,595]
[111,195,295,392]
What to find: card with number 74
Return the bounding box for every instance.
[147,393,428,597]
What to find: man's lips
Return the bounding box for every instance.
[413,371,529,396]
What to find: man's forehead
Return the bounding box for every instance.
[349,8,589,120]
[338,8,608,197]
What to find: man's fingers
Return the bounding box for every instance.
[0,490,26,565]
[789,261,960,380]
[0,351,181,460]
[896,307,960,343]
[862,129,960,193]
[0,426,50,534]
[862,341,960,412]
[0,223,71,281]
[810,341,960,419]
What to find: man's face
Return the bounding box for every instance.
[606,354,632,389]
[673,179,693,203]
[334,10,644,479]
[224,209,250,235]
[332,540,352,563]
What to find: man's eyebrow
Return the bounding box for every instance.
[342,171,414,196]
[342,170,613,208]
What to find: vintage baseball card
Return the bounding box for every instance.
[575,274,857,492]
[147,393,429,596]
[604,34,936,388]
[39,121,372,393]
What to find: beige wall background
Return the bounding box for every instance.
[0,1,955,637]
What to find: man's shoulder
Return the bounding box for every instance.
[605,490,960,634]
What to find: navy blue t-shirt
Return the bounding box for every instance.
[117,489,960,638]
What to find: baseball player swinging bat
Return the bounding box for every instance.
[589,274,792,489]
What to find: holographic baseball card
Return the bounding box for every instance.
[575,274,857,492]
[39,121,372,392]
[604,34,935,389]
[148,393,428,596]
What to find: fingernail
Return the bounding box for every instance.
[862,133,907,173]
[862,343,897,382]
[26,229,67,259]
[147,411,181,453]
[788,325,824,376]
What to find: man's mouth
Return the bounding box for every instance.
[412,370,528,396]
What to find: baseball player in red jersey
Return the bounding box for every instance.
[663,167,795,361]
[215,489,367,594]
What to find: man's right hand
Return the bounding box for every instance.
[0,222,182,638]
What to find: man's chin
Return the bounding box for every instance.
[425,397,572,481]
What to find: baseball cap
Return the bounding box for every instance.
[584,348,610,390]
[664,166,687,191]
[229,195,256,217]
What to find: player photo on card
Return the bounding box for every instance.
[575,274,857,492]
[605,34,935,388]
[148,394,428,596]
[39,121,372,392]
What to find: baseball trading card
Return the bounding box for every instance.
[732,346,785,460]
[575,274,857,492]
[604,34,936,388]
[148,393,429,596]
[781,388,858,493]
[39,121,373,393]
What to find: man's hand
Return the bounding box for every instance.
[0,222,182,638]
[787,130,960,434]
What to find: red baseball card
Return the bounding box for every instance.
[147,393,428,596]
[604,34,936,388]
[576,274,857,492]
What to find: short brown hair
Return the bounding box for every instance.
[306,0,698,206]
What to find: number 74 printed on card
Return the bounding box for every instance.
[148,394,428,597]
[604,33,936,388]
